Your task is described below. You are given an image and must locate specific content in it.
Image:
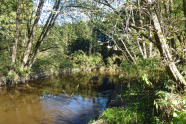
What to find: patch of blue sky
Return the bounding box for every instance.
[33,0,126,26]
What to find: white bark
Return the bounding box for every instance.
[149,42,153,58]
[148,0,186,89]
[121,39,136,64]
[143,41,147,59]
[136,38,144,57]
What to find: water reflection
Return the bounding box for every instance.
[0,72,118,124]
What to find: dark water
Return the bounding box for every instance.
[0,72,119,124]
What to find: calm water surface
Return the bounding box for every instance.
[0,72,119,124]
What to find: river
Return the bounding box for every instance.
[0,72,119,124]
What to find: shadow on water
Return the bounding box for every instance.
[0,72,119,124]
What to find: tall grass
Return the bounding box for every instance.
[91,58,186,124]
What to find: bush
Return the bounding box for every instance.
[154,91,186,123]
[71,50,104,69]
[0,53,11,75]
[99,107,145,124]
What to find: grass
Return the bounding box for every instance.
[89,58,186,124]
[98,107,145,124]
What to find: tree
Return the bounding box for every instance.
[0,0,68,83]
[84,0,186,90]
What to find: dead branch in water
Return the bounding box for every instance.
[62,84,80,103]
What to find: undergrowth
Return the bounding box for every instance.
[90,58,186,124]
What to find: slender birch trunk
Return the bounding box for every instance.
[143,40,147,59]
[149,42,153,58]
[149,0,186,90]
[121,39,136,64]
[136,38,144,57]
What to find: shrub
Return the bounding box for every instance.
[71,50,104,69]
[100,107,144,124]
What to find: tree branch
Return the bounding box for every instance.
[28,0,68,68]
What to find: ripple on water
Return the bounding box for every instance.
[0,72,118,124]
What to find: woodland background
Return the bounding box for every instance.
[0,0,186,123]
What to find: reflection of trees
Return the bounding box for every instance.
[0,72,120,124]
[0,86,40,113]
[3,72,118,103]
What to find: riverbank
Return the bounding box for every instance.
[89,86,121,124]
[89,74,156,124]
[0,66,120,86]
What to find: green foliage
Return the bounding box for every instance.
[6,71,18,84]
[71,50,88,68]
[59,21,97,55]
[70,50,104,69]
[99,107,144,124]
[0,53,11,75]
[106,54,122,70]
[141,74,152,87]
[16,68,32,77]
[31,49,105,73]
[106,57,114,66]
[154,91,186,123]
[88,53,104,67]
[115,57,186,123]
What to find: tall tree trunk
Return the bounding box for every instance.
[9,0,21,75]
[136,38,144,57]
[182,0,186,62]
[149,0,186,90]
[149,42,153,58]
[133,1,145,58]
[143,40,147,59]
[27,0,67,68]
[21,0,44,70]
[121,39,136,64]
[89,0,93,56]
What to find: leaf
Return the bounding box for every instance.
[167,36,174,39]
[141,74,151,86]
[145,42,149,45]
[134,35,138,38]
[158,32,162,35]
[154,101,158,111]
[172,116,180,123]
[169,26,172,29]
[155,91,167,99]
[157,101,168,105]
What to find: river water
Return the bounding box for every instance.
[0,72,119,124]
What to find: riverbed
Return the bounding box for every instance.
[0,72,119,124]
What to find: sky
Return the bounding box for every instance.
[33,0,126,25]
